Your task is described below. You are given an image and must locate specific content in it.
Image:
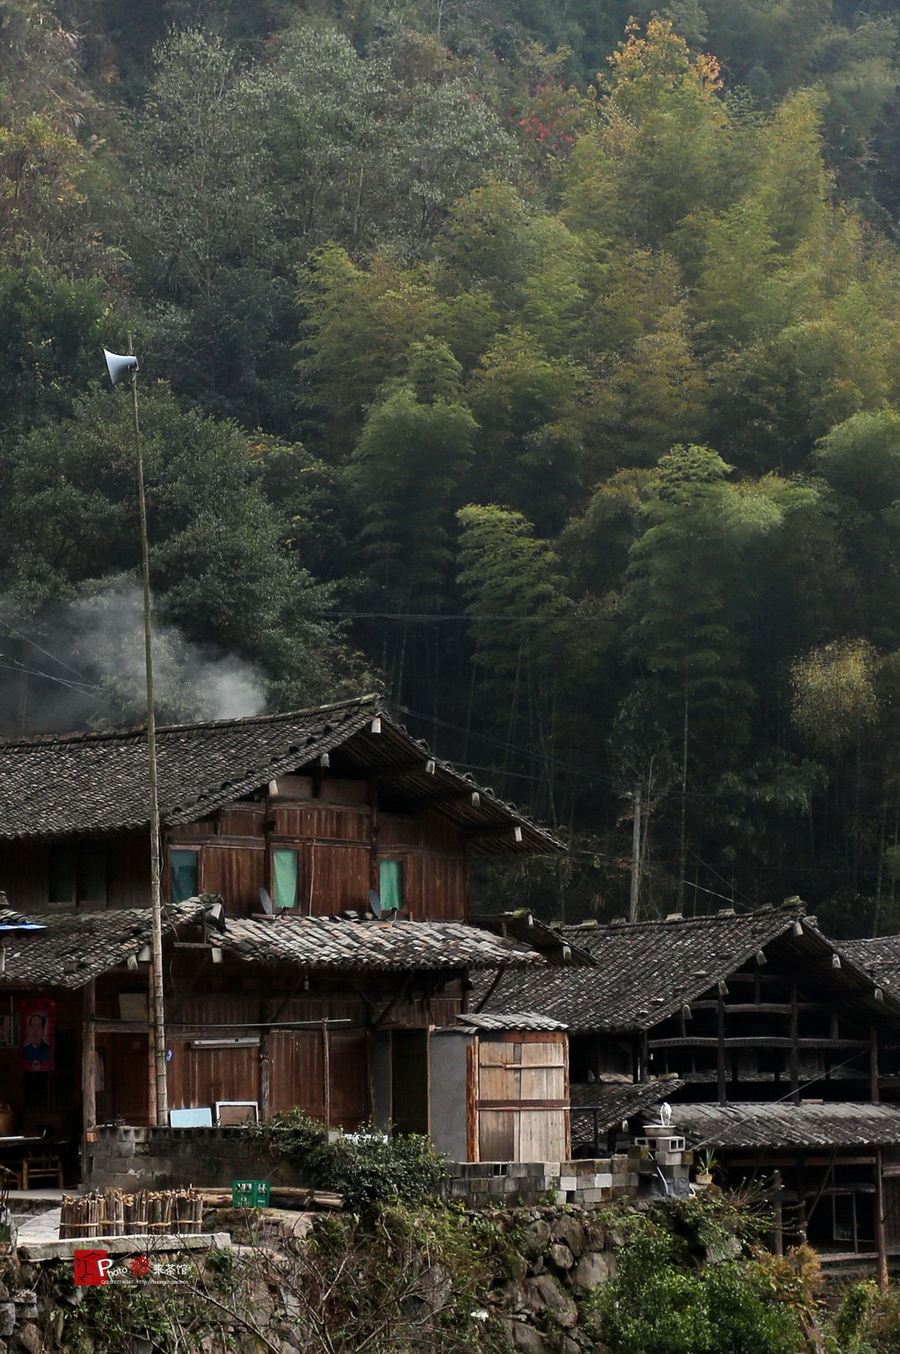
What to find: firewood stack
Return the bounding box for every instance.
[59,1187,203,1238]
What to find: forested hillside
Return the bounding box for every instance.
[4,1,900,932]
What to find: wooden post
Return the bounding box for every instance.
[773,1169,783,1257]
[790,976,800,1104]
[871,1026,880,1103]
[876,1148,889,1292]
[322,1020,331,1128]
[717,991,727,1105]
[82,980,96,1180]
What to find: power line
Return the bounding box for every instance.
[321,611,619,623]
[0,619,93,682]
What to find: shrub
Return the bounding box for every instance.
[242,1110,447,1215]
[586,1211,806,1354]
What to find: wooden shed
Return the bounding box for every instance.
[430,1014,569,1164]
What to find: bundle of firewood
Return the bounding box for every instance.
[59,1187,203,1238]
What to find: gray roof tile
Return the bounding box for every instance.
[0,697,562,855]
[674,1101,900,1149]
[0,903,206,988]
[218,915,544,973]
[473,907,900,1031]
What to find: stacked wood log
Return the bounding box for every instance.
[59,1187,203,1238]
[197,1186,343,1211]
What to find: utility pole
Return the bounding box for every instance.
[629,783,642,923]
[104,345,168,1126]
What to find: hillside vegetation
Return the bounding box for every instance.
[5,1,900,930]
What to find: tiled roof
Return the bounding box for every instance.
[0,697,562,856]
[456,1012,566,1032]
[570,1080,685,1144]
[473,906,900,1032]
[217,915,544,973]
[841,936,900,993]
[469,914,595,966]
[674,1101,900,1150]
[0,903,206,988]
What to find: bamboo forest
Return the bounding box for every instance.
[5,0,900,932]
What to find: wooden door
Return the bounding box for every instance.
[476,1034,568,1163]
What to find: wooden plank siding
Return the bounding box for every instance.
[476,1032,569,1164]
[11,776,471,920]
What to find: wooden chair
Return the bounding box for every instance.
[20,1140,63,1189]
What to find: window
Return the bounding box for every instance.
[171,849,199,903]
[273,848,298,909]
[48,843,107,906]
[48,846,76,904]
[78,843,107,903]
[379,859,403,911]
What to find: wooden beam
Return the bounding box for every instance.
[81,979,96,1164]
[466,823,524,841]
[649,1036,870,1050]
[370,759,435,780]
[688,1001,829,1014]
[322,1020,331,1129]
[428,789,482,808]
[876,1148,889,1293]
[871,1026,880,1104]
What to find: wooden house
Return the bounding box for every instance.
[476,903,900,1259]
[0,697,563,1182]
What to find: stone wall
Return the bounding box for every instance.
[88,1126,296,1191]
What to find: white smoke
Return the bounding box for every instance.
[3,583,266,734]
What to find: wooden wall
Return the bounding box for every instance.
[0,832,150,913]
[166,778,470,921]
[1,770,472,921]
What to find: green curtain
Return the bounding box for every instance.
[379,858,403,910]
[273,848,298,909]
[171,849,199,903]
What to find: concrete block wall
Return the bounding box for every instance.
[446,1157,640,1207]
[446,1140,695,1208]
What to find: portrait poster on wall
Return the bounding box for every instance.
[21,998,55,1072]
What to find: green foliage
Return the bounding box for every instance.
[349,341,477,608]
[0,388,344,723]
[586,1208,805,1354]
[9,0,900,918]
[244,1110,448,1215]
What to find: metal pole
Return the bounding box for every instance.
[130,360,168,1127]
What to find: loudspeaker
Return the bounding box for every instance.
[103,347,139,385]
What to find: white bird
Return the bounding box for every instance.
[659,1102,672,1126]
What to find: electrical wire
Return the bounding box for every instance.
[0,619,93,682]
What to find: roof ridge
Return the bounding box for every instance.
[0,694,382,750]
[561,905,790,935]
